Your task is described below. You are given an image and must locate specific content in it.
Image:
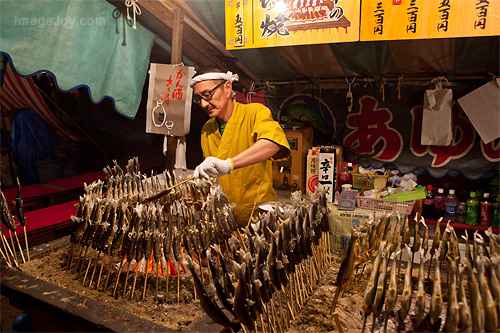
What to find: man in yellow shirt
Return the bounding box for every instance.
[191,67,290,227]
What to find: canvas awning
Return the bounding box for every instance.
[0,0,155,119]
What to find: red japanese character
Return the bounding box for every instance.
[409,106,427,156]
[481,139,500,162]
[172,88,184,100]
[343,96,403,161]
[165,75,173,87]
[176,69,185,80]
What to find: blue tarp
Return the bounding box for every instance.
[0,0,155,119]
[10,109,56,185]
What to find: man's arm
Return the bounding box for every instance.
[231,139,286,170]
[193,139,288,179]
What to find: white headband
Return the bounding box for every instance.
[190,71,239,88]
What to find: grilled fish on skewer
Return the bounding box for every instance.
[413,249,427,329]
[477,257,498,333]
[458,264,473,332]
[182,255,240,331]
[372,246,390,333]
[427,218,442,279]
[466,258,485,332]
[361,242,383,332]
[421,217,429,257]
[331,231,358,313]
[383,249,400,333]
[443,257,459,333]
[206,248,234,315]
[427,256,443,327]
[397,245,413,328]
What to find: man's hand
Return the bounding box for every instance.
[193,157,233,179]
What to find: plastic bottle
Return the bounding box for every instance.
[492,195,499,227]
[480,192,492,227]
[339,162,352,187]
[444,189,458,222]
[457,202,467,224]
[422,185,435,220]
[466,192,479,226]
[434,188,446,220]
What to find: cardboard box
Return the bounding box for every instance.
[272,127,313,191]
[318,146,342,202]
[306,147,321,195]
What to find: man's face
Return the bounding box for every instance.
[193,80,231,119]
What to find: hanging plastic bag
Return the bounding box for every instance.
[421,79,453,146]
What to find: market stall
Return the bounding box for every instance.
[1,0,500,332]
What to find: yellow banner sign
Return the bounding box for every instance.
[360,0,500,41]
[226,0,361,50]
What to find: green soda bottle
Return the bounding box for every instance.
[466,192,479,226]
[492,195,499,227]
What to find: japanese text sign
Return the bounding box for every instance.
[226,0,500,49]
[146,64,195,136]
[360,0,500,41]
[226,0,361,49]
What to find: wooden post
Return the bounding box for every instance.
[165,7,184,172]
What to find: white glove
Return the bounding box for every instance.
[193,157,233,179]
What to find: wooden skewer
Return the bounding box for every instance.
[165,262,170,301]
[154,261,159,303]
[112,259,126,297]
[88,251,102,287]
[23,226,30,261]
[71,245,85,273]
[122,261,132,298]
[14,233,26,263]
[96,255,107,289]
[82,254,95,285]
[0,246,12,267]
[333,312,344,333]
[102,255,115,292]
[1,232,17,266]
[177,261,181,304]
[247,180,264,226]
[140,176,194,204]
[8,230,19,264]
[142,261,150,301]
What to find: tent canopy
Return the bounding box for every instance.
[140,0,499,87]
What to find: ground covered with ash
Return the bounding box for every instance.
[18,244,449,332]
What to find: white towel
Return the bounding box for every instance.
[163,135,187,170]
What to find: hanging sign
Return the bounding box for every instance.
[360,0,500,41]
[146,64,195,136]
[226,0,361,50]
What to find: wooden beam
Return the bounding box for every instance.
[171,7,184,64]
[135,1,254,88]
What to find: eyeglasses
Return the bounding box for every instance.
[193,81,225,105]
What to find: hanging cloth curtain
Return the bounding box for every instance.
[0,0,155,119]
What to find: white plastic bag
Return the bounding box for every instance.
[421,87,453,146]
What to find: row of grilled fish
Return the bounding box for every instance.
[353,214,500,333]
[65,157,239,298]
[182,188,331,332]
[65,157,333,331]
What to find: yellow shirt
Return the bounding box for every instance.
[200,102,290,227]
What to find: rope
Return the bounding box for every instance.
[125,0,141,30]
